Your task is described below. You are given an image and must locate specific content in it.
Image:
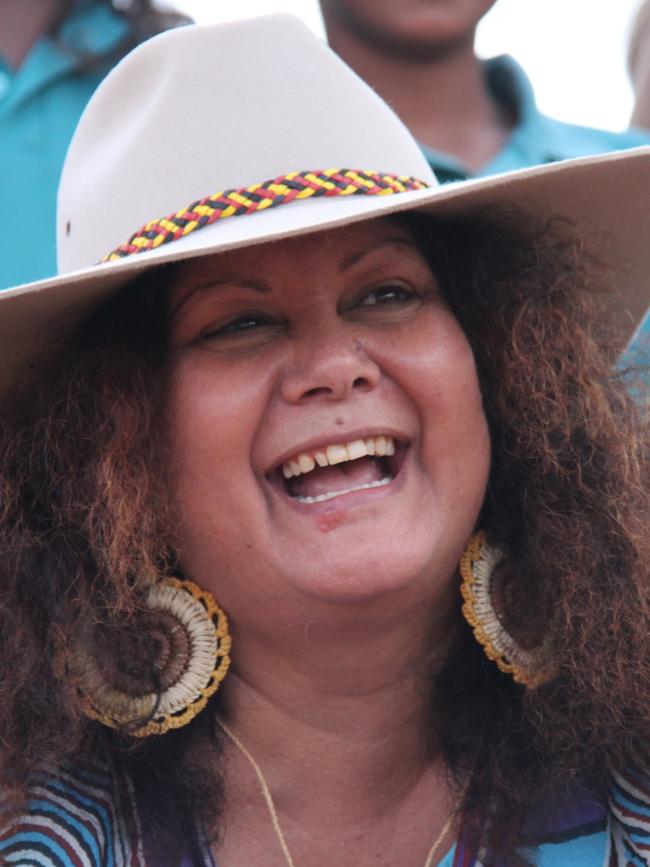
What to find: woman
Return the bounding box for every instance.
[0,15,649,867]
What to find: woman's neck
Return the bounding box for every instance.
[213,590,460,866]
[222,663,431,801]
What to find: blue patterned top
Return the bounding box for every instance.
[2,763,649,866]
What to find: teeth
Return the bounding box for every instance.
[347,439,367,460]
[298,454,315,473]
[295,477,392,504]
[281,435,397,479]
[326,444,348,465]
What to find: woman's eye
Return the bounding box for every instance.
[205,313,273,338]
[357,285,417,306]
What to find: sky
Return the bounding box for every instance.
[172,0,644,132]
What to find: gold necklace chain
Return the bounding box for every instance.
[219,720,457,867]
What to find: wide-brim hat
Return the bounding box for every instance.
[1,14,649,395]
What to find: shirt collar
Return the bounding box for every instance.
[0,1,130,114]
[420,55,553,181]
[481,54,556,175]
[58,0,131,57]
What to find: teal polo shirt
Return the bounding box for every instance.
[0,2,130,290]
[420,55,650,182]
[420,55,650,358]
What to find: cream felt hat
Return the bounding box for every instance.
[1,13,649,394]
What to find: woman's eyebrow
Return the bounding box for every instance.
[339,236,421,271]
[172,277,270,315]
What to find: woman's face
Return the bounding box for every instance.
[165,218,490,621]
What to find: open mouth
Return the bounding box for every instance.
[272,435,407,504]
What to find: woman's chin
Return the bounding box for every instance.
[281,543,449,608]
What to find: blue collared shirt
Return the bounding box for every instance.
[0,1,130,290]
[420,55,650,363]
[420,55,650,180]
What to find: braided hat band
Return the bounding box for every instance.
[102,169,430,262]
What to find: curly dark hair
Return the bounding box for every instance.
[104,0,192,40]
[0,207,648,866]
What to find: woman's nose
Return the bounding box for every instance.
[280,326,381,404]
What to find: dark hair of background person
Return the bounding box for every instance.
[0,208,648,867]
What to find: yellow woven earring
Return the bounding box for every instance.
[460,532,552,688]
[60,577,231,737]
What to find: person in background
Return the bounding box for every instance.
[319,0,650,361]
[629,0,650,130]
[0,0,189,290]
[319,0,650,181]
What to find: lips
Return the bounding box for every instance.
[270,435,407,504]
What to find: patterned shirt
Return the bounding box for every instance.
[2,764,649,866]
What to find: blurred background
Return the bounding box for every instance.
[4,0,649,291]
[172,0,643,132]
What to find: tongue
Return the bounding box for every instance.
[290,457,383,498]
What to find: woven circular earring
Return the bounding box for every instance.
[61,577,231,737]
[460,532,551,688]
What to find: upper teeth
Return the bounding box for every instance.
[282,436,396,480]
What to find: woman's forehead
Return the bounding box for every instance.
[168,217,421,304]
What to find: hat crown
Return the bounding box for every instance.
[57,14,436,274]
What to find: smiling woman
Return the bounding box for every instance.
[0,14,649,867]
[165,222,489,609]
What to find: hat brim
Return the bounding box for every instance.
[2,147,649,394]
